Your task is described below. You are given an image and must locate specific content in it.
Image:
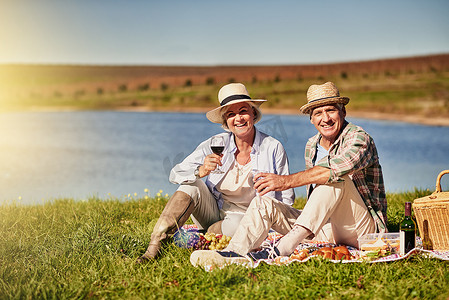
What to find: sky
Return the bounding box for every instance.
[0,0,448,66]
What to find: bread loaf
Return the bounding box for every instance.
[311,245,352,260]
[290,249,309,261]
[289,245,353,261]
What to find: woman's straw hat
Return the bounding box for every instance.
[299,82,350,114]
[206,83,266,124]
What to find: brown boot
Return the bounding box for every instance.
[207,220,223,235]
[137,191,195,263]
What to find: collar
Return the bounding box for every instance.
[332,121,349,148]
[227,127,261,154]
[311,120,349,149]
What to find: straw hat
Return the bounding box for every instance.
[299,82,350,114]
[206,83,266,124]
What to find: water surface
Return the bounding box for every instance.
[0,111,448,204]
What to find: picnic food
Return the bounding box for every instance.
[289,245,353,261]
[333,245,352,259]
[173,228,231,250]
[194,232,232,250]
[358,233,400,253]
[311,245,353,260]
[357,233,401,260]
[290,249,309,261]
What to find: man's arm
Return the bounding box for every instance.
[254,166,330,196]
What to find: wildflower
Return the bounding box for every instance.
[144,188,149,193]
[134,192,137,197]
[159,189,163,194]
[144,195,149,200]
[165,193,168,197]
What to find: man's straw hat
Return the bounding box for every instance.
[206,83,266,124]
[299,82,350,114]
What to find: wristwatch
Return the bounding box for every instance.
[194,165,201,179]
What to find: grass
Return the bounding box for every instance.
[1,190,449,299]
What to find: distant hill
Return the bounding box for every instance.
[1,54,448,126]
[1,54,449,89]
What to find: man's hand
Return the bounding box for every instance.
[253,173,290,196]
[252,166,330,196]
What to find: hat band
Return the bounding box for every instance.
[307,95,340,104]
[221,94,251,106]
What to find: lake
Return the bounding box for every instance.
[0,111,448,205]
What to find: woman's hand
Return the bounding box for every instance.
[199,154,222,177]
[253,173,290,196]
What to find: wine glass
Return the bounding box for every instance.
[210,135,225,174]
[251,169,265,196]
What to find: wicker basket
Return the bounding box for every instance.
[413,170,449,251]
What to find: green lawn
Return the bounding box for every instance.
[1,190,448,299]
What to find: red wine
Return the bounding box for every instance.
[400,202,416,255]
[211,146,224,155]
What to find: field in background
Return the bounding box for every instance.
[1,54,449,124]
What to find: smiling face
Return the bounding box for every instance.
[310,104,346,149]
[223,102,256,140]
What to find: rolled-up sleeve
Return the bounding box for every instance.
[273,142,295,205]
[169,140,209,185]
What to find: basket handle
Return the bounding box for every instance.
[435,170,449,193]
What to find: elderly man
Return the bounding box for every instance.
[190,81,387,267]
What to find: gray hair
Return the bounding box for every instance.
[309,103,345,119]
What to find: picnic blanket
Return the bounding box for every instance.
[175,225,449,271]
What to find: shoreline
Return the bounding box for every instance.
[346,111,449,127]
[117,106,449,127]
[9,105,449,127]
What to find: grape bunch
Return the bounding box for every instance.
[172,228,200,249]
[194,233,232,250]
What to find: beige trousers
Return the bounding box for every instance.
[178,180,220,230]
[178,180,247,236]
[227,175,376,255]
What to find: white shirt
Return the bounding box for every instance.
[169,128,295,209]
[217,160,256,212]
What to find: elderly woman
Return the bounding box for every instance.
[137,83,295,262]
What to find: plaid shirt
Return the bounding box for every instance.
[304,121,387,232]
